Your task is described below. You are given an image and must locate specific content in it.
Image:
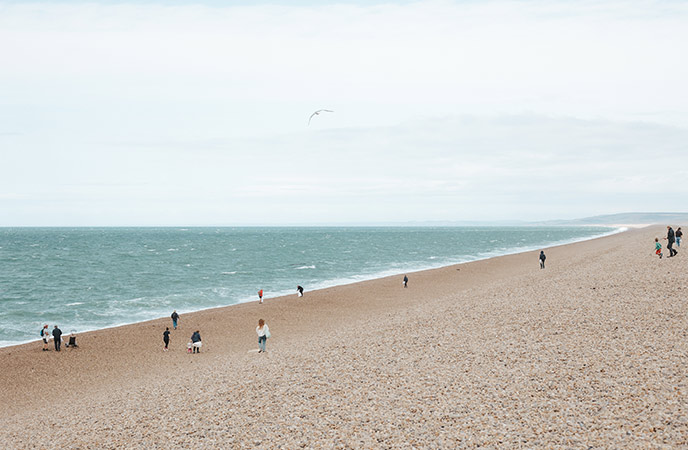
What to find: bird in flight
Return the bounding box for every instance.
[308,109,334,125]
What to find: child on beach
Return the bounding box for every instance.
[258,289,264,304]
[655,238,663,259]
[187,341,193,353]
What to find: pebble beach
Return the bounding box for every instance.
[1,225,687,449]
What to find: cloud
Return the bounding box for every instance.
[3,113,685,225]
[1,1,687,225]
[1,1,687,135]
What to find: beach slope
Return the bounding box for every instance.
[1,226,687,448]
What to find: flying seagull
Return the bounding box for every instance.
[308,109,334,125]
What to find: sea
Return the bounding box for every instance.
[0,226,620,347]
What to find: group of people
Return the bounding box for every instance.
[163,310,271,353]
[40,324,78,351]
[655,226,681,259]
[164,311,203,353]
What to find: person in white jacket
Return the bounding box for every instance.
[256,319,270,353]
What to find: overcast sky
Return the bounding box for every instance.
[1,0,687,226]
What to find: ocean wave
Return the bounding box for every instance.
[0,225,620,347]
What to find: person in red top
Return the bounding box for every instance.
[258,289,264,304]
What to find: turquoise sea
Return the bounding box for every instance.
[0,226,618,347]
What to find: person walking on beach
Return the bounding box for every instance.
[171,310,179,330]
[256,319,270,353]
[191,330,202,353]
[676,227,683,248]
[52,325,62,352]
[296,285,304,297]
[163,327,170,351]
[665,226,678,257]
[258,289,264,304]
[403,275,408,288]
[41,324,50,351]
[539,251,546,269]
[655,238,663,259]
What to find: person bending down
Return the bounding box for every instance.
[191,330,202,353]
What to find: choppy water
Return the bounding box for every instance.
[0,226,617,347]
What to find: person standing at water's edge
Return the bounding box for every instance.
[52,325,62,352]
[41,324,50,351]
[258,289,264,304]
[297,285,304,297]
[171,310,179,330]
[539,251,546,269]
[256,319,270,353]
[163,327,170,351]
[665,226,678,257]
[403,275,408,288]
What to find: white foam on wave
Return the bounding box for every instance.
[295,265,316,270]
[222,271,237,275]
[65,302,84,306]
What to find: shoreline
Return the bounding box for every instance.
[0,225,625,350]
[3,224,687,448]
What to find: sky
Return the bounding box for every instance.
[1,0,687,226]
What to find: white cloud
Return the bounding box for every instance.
[0,1,687,225]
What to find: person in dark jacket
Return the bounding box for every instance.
[403,275,408,288]
[191,330,202,353]
[171,310,179,330]
[666,226,678,257]
[539,251,546,269]
[52,325,62,352]
[296,285,304,297]
[163,327,170,351]
[676,227,683,248]
[65,331,78,348]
